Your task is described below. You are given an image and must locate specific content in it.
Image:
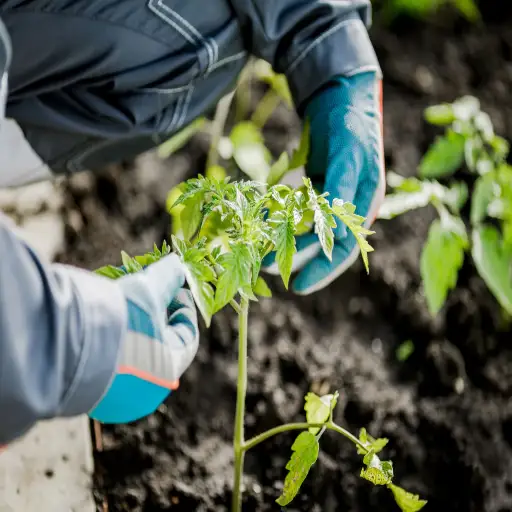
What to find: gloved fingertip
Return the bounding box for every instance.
[143,253,186,304]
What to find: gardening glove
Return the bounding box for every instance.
[263,71,385,294]
[89,254,199,424]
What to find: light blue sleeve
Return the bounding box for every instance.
[0,212,127,444]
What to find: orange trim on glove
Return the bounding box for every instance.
[118,365,180,390]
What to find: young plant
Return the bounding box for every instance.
[97,176,426,512]
[378,96,512,317]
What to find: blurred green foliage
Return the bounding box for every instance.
[373,0,480,22]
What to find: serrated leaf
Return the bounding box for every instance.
[95,265,126,280]
[424,103,455,126]
[388,484,427,512]
[419,131,465,178]
[420,217,468,316]
[289,120,310,170]
[181,196,203,240]
[185,266,215,327]
[472,225,512,315]
[267,152,290,186]
[357,428,389,455]
[331,198,374,273]
[214,243,252,312]
[304,178,336,260]
[272,212,296,288]
[276,432,319,507]
[304,392,338,434]
[360,452,393,486]
[253,276,272,297]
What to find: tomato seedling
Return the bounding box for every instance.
[97,175,426,512]
[379,96,512,317]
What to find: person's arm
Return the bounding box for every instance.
[0,212,126,444]
[230,1,385,293]
[228,0,381,108]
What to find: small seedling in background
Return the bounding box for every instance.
[379,96,512,317]
[396,340,415,362]
[96,175,425,512]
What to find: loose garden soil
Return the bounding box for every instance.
[58,2,512,510]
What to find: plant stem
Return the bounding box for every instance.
[206,91,235,170]
[232,298,249,512]
[251,89,281,129]
[229,299,242,315]
[242,421,367,453]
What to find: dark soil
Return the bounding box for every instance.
[59,3,512,511]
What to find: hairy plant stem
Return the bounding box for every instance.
[242,421,368,453]
[232,298,249,512]
[251,89,281,129]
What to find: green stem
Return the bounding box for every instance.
[232,298,249,512]
[207,91,235,170]
[242,421,367,453]
[251,89,281,129]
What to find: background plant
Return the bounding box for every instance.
[378,96,512,317]
[97,176,426,512]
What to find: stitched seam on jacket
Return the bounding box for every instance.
[175,85,194,130]
[286,18,360,75]
[147,0,218,73]
[206,51,247,74]
[0,7,182,50]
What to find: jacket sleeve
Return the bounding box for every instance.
[229,0,381,108]
[0,213,127,444]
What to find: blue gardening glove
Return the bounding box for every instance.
[263,71,385,294]
[89,254,199,424]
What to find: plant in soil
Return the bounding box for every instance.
[378,95,512,317]
[96,173,427,512]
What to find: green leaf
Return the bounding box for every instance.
[453,0,480,22]
[419,130,465,178]
[121,251,143,273]
[424,103,455,126]
[272,212,296,288]
[214,243,252,312]
[289,120,310,170]
[472,225,512,315]
[388,484,427,512]
[276,431,319,507]
[396,340,415,362]
[230,122,271,181]
[253,276,272,297]
[360,451,393,486]
[303,178,336,260]
[420,217,468,316]
[171,235,215,326]
[267,152,290,186]
[185,267,215,327]
[331,198,375,273]
[95,265,126,280]
[357,428,389,455]
[157,117,206,158]
[471,174,496,225]
[304,392,338,434]
[453,95,480,121]
[180,196,203,240]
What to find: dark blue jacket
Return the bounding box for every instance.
[0,1,381,445]
[1,0,380,174]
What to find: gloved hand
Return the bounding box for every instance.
[264,71,385,294]
[89,254,199,424]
